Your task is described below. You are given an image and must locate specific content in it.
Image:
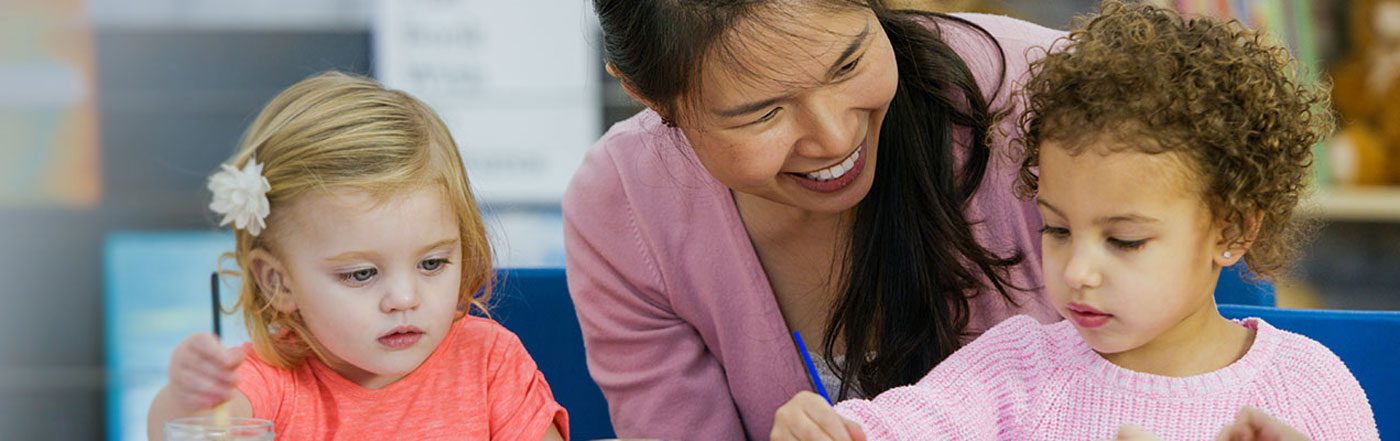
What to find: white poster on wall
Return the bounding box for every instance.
[373,0,599,204]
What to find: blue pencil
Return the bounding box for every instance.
[792,331,832,403]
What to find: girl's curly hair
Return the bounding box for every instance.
[1015,0,1334,280]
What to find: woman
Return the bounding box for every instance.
[564,1,1061,438]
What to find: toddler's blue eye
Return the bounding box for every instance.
[343,268,376,283]
[420,258,449,272]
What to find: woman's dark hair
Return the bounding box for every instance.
[594,0,1021,399]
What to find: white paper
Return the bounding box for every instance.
[373,0,599,203]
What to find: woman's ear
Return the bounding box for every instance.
[248,249,297,313]
[607,62,681,128]
[606,62,664,113]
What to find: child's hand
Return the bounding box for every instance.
[1214,407,1310,441]
[167,332,245,411]
[1110,424,1162,440]
[770,391,866,441]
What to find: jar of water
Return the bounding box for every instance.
[164,417,274,440]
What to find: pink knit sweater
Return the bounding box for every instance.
[835,315,1378,440]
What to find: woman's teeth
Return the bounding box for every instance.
[804,147,861,181]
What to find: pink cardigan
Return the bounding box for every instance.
[563,13,1064,440]
[836,315,1379,440]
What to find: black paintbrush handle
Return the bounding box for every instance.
[210,272,222,338]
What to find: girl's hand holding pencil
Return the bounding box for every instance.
[147,274,257,440]
[770,391,866,441]
[774,331,866,441]
[167,332,245,412]
[167,272,242,414]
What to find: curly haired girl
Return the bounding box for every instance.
[768,2,1377,440]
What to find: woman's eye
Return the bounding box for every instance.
[342,268,377,283]
[836,56,862,75]
[754,107,781,124]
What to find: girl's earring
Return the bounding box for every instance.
[1223,251,1233,259]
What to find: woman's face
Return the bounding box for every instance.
[679,5,899,215]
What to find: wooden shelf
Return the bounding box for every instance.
[1301,187,1400,222]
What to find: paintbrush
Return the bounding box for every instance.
[211,272,230,429]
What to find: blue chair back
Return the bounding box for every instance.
[1219,304,1400,439]
[103,231,247,441]
[1214,263,1275,306]
[491,268,614,440]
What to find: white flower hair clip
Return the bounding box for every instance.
[208,158,272,236]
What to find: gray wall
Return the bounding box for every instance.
[0,28,370,439]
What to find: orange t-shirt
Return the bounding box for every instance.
[236,316,568,440]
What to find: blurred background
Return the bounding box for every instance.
[1,0,1396,438]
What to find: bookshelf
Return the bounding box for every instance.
[1165,0,1329,74]
[1303,187,1400,222]
[1159,1,1400,222]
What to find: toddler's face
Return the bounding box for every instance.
[272,185,463,387]
[1035,142,1230,357]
